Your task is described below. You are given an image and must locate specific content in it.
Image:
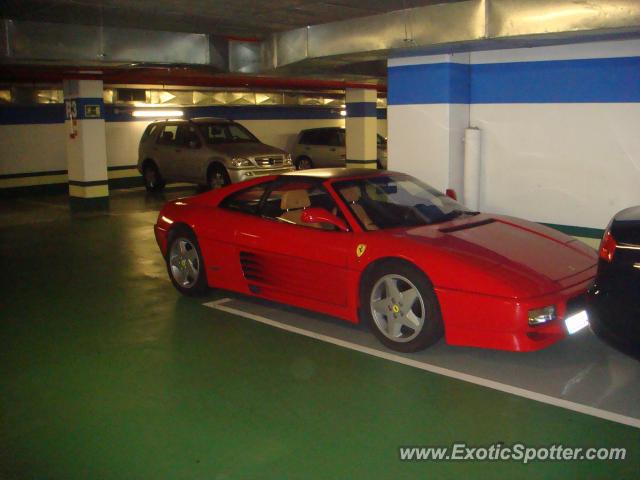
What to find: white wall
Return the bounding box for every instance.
[472,103,640,228]
[388,104,452,190]
[1,114,387,188]
[387,39,640,229]
[0,124,66,175]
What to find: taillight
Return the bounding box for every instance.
[445,189,457,200]
[599,230,617,262]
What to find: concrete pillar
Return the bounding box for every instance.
[345,88,378,169]
[63,79,109,211]
[387,53,470,194]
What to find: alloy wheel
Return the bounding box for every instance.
[169,238,200,288]
[370,274,426,343]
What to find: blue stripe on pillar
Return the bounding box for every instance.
[346,102,377,117]
[65,98,105,120]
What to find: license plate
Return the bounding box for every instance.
[565,310,589,335]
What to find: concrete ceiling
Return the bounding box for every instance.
[0,0,456,39]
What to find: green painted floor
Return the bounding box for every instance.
[1,189,639,479]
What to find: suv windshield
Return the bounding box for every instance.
[198,122,259,145]
[333,174,475,230]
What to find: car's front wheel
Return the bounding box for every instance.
[361,261,443,352]
[166,228,209,296]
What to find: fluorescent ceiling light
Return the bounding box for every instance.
[132,110,183,118]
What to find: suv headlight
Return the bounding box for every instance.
[284,154,293,166]
[230,158,252,168]
[528,305,556,326]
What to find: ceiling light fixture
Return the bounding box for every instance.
[132,110,183,118]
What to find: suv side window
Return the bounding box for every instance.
[142,123,161,141]
[327,129,344,147]
[300,131,316,145]
[314,129,332,146]
[219,183,269,215]
[157,124,179,145]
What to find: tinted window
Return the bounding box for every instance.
[220,183,269,215]
[300,130,318,145]
[142,123,161,141]
[157,124,179,145]
[198,122,259,144]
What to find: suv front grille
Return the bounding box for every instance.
[254,155,284,167]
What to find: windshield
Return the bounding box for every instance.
[333,174,475,231]
[198,123,259,144]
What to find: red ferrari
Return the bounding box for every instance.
[154,169,597,352]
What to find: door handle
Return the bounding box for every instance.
[329,148,336,151]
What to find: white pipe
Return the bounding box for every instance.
[463,127,482,210]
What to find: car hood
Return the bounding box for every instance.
[400,214,597,296]
[206,142,287,158]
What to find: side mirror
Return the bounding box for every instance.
[301,207,349,232]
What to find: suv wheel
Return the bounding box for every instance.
[208,165,231,190]
[295,156,313,170]
[143,162,165,192]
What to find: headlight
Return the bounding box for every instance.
[528,305,556,326]
[284,154,293,166]
[230,158,252,168]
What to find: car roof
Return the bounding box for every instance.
[300,127,344,133]
[282,168,387,180]
[151,117,231,125]
[190,117,232,124]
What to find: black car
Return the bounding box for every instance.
[588,206,640,357]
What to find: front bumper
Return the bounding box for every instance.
[437,276,595,352]
[228,166,295,183]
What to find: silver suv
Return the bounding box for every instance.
[291,127,388,170]
[138,117,294,191]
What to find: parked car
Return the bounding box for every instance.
[292,127,388,170]
[588,206,640,357]
[138,117,294,192]
[154,168,596,353]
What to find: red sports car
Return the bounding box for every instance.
[154,169,597,352]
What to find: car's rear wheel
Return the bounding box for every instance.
[143,162,165,192]
[166,228,208,296]
[295,156,313,170]
[208,164,231,190]
[361,261,443,352]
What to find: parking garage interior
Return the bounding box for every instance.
[1,1,640,479]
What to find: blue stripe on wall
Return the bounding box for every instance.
[0,105,356,125]
[388,56,640,105]
[0,105,65,124]
[388,63,470,105]
[472,56,640,104]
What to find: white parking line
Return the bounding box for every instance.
[204,297,640,430]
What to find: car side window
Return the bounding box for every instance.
[261,182,342,230]
[157,124,178,145]
[300,131,319,145]
[142,123,160,141]
[220,183,269,215]
[314,130,332,146]
[327,129,343,147]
